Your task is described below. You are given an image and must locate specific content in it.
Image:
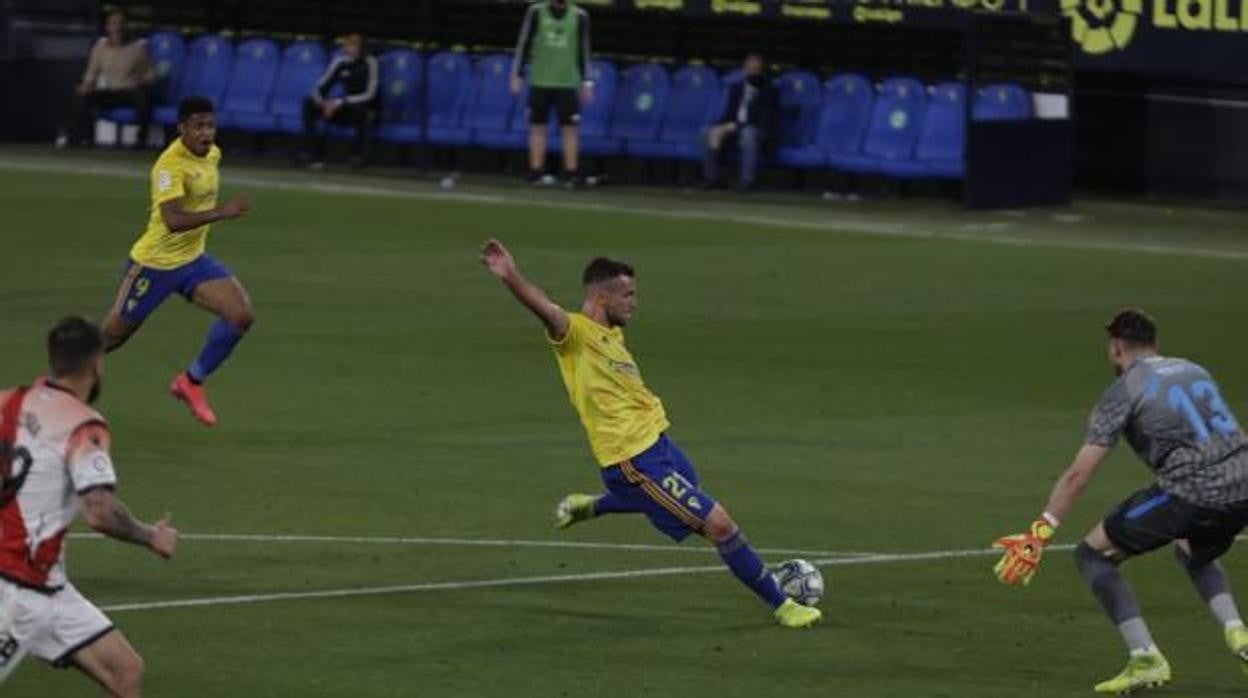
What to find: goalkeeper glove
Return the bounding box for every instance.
[992,518,1056,587]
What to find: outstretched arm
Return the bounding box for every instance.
[481,239,570,341]
[1040,444,1111,525]
[79,487,178,559]
[159,195,249,233]
[991,443,1112,586]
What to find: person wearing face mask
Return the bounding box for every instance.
[60,10,156,149]
[0,316,179,696]
[702,53,778,192]
[510,0,594,188]
[301,32,380,168]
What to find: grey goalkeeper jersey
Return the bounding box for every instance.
[1086,355,1248,507]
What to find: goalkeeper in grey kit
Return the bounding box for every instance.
[993,309,1248,694]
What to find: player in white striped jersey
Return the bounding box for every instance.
[0,317,178,697]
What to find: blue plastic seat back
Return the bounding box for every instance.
[973,83,1032,121]
[270,41,328,120]
[914,82,965,162]
[813,73,874,156]
[861,77,926,161]
[426,51,472,129]
[611,63,669,142]
[659,64,720,143]
[775,70,822,147]
[146,31,185,102]
[466,53,514,132]
[222,38,279,115]
[378,49,424,126]
[578,60,618,138]
[507,82,530,134]
[177,35,235,107]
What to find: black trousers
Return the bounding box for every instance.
[301,97,373,159]
[68,88,152,145]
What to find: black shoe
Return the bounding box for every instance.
[565,174,586,190]
[734,181,756,193]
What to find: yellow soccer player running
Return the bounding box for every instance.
[994,310,1248,694]
[102,96,255,427]
[480,239,820,628]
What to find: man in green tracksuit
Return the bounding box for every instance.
[510,0,593,187]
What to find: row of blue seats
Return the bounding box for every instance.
[113,33,1035,180]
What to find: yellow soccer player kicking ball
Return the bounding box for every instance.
[480,239,820,628]
[993,310,1248,694]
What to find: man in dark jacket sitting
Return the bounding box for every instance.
[702,53,778,191]
[301,32,379,167]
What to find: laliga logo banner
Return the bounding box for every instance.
[1062,0,1142,53]
[1062,0,1248,55]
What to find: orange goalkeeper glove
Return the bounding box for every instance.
[992,519,1056,586]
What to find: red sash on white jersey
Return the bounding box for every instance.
[0,388,68,592]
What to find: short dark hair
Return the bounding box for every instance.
[582,257,635,287]
[47,317,103,378]
[1106,309,1157,348]
[178,96,215,122]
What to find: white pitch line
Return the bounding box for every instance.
[3,158,1248,262]
[67,531,876,559]
[100,544,1022,614]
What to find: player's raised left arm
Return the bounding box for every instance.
[159,195,249,233]
[480,239,570,341]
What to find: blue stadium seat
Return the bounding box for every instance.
[882,82,965,179]
[973,83,1032,121]
[269,41,328,134]
[219,38,281,131]
[829,77,926,175]
[102,31,186,126]
[778,73,874,169]
[475,80,528,150]
[628,64,719,161]
[774,70,822,152]
[466,54,516,146]
[425,51,473,146]
[547,59,620,156]
[375,48,424,144]
[611,63,669,153]
[154,35,234,125]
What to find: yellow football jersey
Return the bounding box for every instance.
[550,313,670,467]
[129,139,221,270]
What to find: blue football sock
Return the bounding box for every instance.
[593,492,640,516]
[187,320,246,383]
[717,530,787,609]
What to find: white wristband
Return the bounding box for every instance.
[1041,511,1061,528]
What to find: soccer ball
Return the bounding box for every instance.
[773,559,824,607]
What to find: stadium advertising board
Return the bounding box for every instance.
[557,0,1248,82]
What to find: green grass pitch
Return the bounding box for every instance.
[1,150,1247,696]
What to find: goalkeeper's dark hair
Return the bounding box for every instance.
[582,257,635,287]
[178,96,215,122]
[47,316,103,378]
[1105,309,1157,348]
